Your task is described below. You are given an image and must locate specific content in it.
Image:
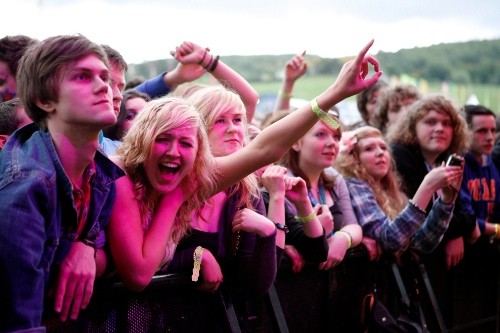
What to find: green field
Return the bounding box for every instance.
[249,75,500,113]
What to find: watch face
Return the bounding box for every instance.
[274,222,289,233]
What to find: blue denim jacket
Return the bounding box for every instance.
[0,123,124,332]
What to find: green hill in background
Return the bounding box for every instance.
[127,38,500,114]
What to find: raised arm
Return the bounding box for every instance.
[171,41,259,122]
[213,40,382,194]
[274,51,307,112]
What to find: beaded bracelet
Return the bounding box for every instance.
[191,246,204,282]
[310,98,340,130]
[408,199,426,215]
[335,230,353,249]
[294,211,316,223]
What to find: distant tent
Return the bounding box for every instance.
[466,94,479,105]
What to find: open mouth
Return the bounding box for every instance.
[159,162,180,175]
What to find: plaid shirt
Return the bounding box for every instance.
[72,161,96,239]
[346,178,454,254]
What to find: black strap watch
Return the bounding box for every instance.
[273,222,289,234]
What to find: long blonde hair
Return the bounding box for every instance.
[187,85,258,208]
[117,97,217,242]
[335,126,406,219]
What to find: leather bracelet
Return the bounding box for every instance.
[198,48,209,65]
[208,55,220,72]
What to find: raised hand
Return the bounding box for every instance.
[283,175,309,207]
[261,165,287,197]
[170,41,207,65]
[423,163,463,203]
[323,39,382,104]
[285,52,307,84]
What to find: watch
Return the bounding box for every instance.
[274,222,289,234]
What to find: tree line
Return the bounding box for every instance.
[127,39,500,86]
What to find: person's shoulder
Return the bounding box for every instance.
[324,166,340,177]
[0,125,56,178]
[344,177,366,187]
[93,150,126,184]
[390,141,411,154]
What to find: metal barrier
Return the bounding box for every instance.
[43,241,500,333]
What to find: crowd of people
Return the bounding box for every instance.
[0,33,498,333]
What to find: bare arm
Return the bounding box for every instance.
[274,51,307,112]
[107,176,184,291]
[213,40,382,194]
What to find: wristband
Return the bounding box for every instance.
[208,55,220,72]
[294,211,316,223]
[192,246,204,282]
[279,90,293,99]
[495,223,499,239]
[335,230,353,249]
[310,98,340,130]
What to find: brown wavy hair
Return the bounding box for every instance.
[386,94,468,161]
[335,126,407,219]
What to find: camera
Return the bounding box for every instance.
[446,155,463,167]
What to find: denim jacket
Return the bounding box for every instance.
[0,123,124,332]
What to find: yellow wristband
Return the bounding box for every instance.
[495,223,499,239]
[335,230,353,249]
[279,90,293,99]
[192,246,204,282]
[310,98,340,130]
[294,211,316,223]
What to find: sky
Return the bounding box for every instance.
[4,0,500,64]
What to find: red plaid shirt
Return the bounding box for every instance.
[72,161,96,239]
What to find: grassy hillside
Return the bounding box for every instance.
[127,39,500,113]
